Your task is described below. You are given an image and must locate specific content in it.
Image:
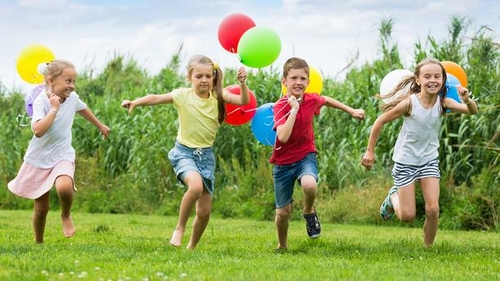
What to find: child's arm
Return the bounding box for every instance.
[77,108,110,139]
[324,96,365,120]
[224,66,250,105]
[444,86,478,114]
[33,92,61,138]
[275,96,299,144]
[121,93,173,113]
[361,99,409,170]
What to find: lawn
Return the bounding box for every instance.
[0,210,498,280]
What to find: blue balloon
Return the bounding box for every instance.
[445,73,461,103]
[251,102,276,146]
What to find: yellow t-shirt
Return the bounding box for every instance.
[171,88,223,148]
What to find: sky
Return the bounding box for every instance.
[1,0,499,93]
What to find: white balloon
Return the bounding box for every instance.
[380,69,412,103]
[37,62,48,75]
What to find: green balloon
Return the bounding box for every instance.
[237,26,281,68]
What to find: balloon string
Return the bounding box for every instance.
[270,97,297,151]
[16,114,31,127]
[273,97,293,124]
[226,107,257,116]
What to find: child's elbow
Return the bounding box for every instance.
[32,126,45,138]
[277,136,289,144]
[33,131,44,138]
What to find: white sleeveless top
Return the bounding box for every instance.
[393,94,441,166]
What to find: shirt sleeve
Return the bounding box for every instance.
[315,95,326,115]
[72,92,87,111]
[31,93,48,129]
[171,88,188,109]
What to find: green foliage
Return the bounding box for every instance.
[1,16,498,232]
[440,166,500,231]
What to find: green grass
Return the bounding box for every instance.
[0,210,498,281]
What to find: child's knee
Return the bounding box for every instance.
[302,184,317,197]
[34,206,49,217]
[196,208,211,221]
[399,209,416,222]
[55,176,74,194]
[425,203,440,218]
[275,207,291,220]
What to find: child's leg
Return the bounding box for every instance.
[187,190,212,249]
[54,175,75,238]
[419,177,440,247]
[392,183,416,221]
[33,192,50,243]
[275,204,291,249]
[300,175,317,214]
[170,171,204,247]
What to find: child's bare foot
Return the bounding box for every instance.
[169,229,184,247]
[186,242,195,250]
[62,216,76,238]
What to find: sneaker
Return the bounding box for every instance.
[380,186,398,220]
[303,211,321,239]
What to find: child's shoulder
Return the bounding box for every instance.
[305,93,325,103]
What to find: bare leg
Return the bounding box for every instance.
[33,192,50,243]
[170,172,204,247]
[55,175,75,238]
[186,190,212,249]
[392,183,416,222]
[301,175,317,214]
[420,177,440,248]
[275,205,291,250]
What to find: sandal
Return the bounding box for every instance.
[380,186,398,220]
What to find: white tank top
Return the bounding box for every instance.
[393,94,441,165]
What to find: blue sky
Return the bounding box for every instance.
[1,0,499,93]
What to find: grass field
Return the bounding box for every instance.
[0,210,498,280]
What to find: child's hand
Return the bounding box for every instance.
[237,66,247,85]
[121,100,135,113]
[287,95,300,111]
[48,92,61,111]
[361,151,375,170]
[457,86,471,103]
[351,109,366,120]
[99,124,110,139]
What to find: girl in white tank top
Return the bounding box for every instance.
[361,58,477,247]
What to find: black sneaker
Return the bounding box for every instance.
[303,211,321,239]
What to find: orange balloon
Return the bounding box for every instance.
[441,61,467,87]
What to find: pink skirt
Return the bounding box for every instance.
[8,160,75,199]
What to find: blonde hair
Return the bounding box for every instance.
[282,57,309,78]
[42,59,75,83]
[187,54,225,124]
[378,58,447,114]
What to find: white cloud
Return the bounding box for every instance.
[2,0,499,94]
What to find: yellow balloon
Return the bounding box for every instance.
[282,66,323,95]
[16,44,55,84]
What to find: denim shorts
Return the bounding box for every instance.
[273,152,318,208]
[168,141,215,195]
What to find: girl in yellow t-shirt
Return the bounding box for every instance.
[121,54,249,249]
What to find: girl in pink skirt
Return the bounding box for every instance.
[8,59,110,243]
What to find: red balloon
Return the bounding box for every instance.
[224,84,257,126]
[218,13,256,53]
